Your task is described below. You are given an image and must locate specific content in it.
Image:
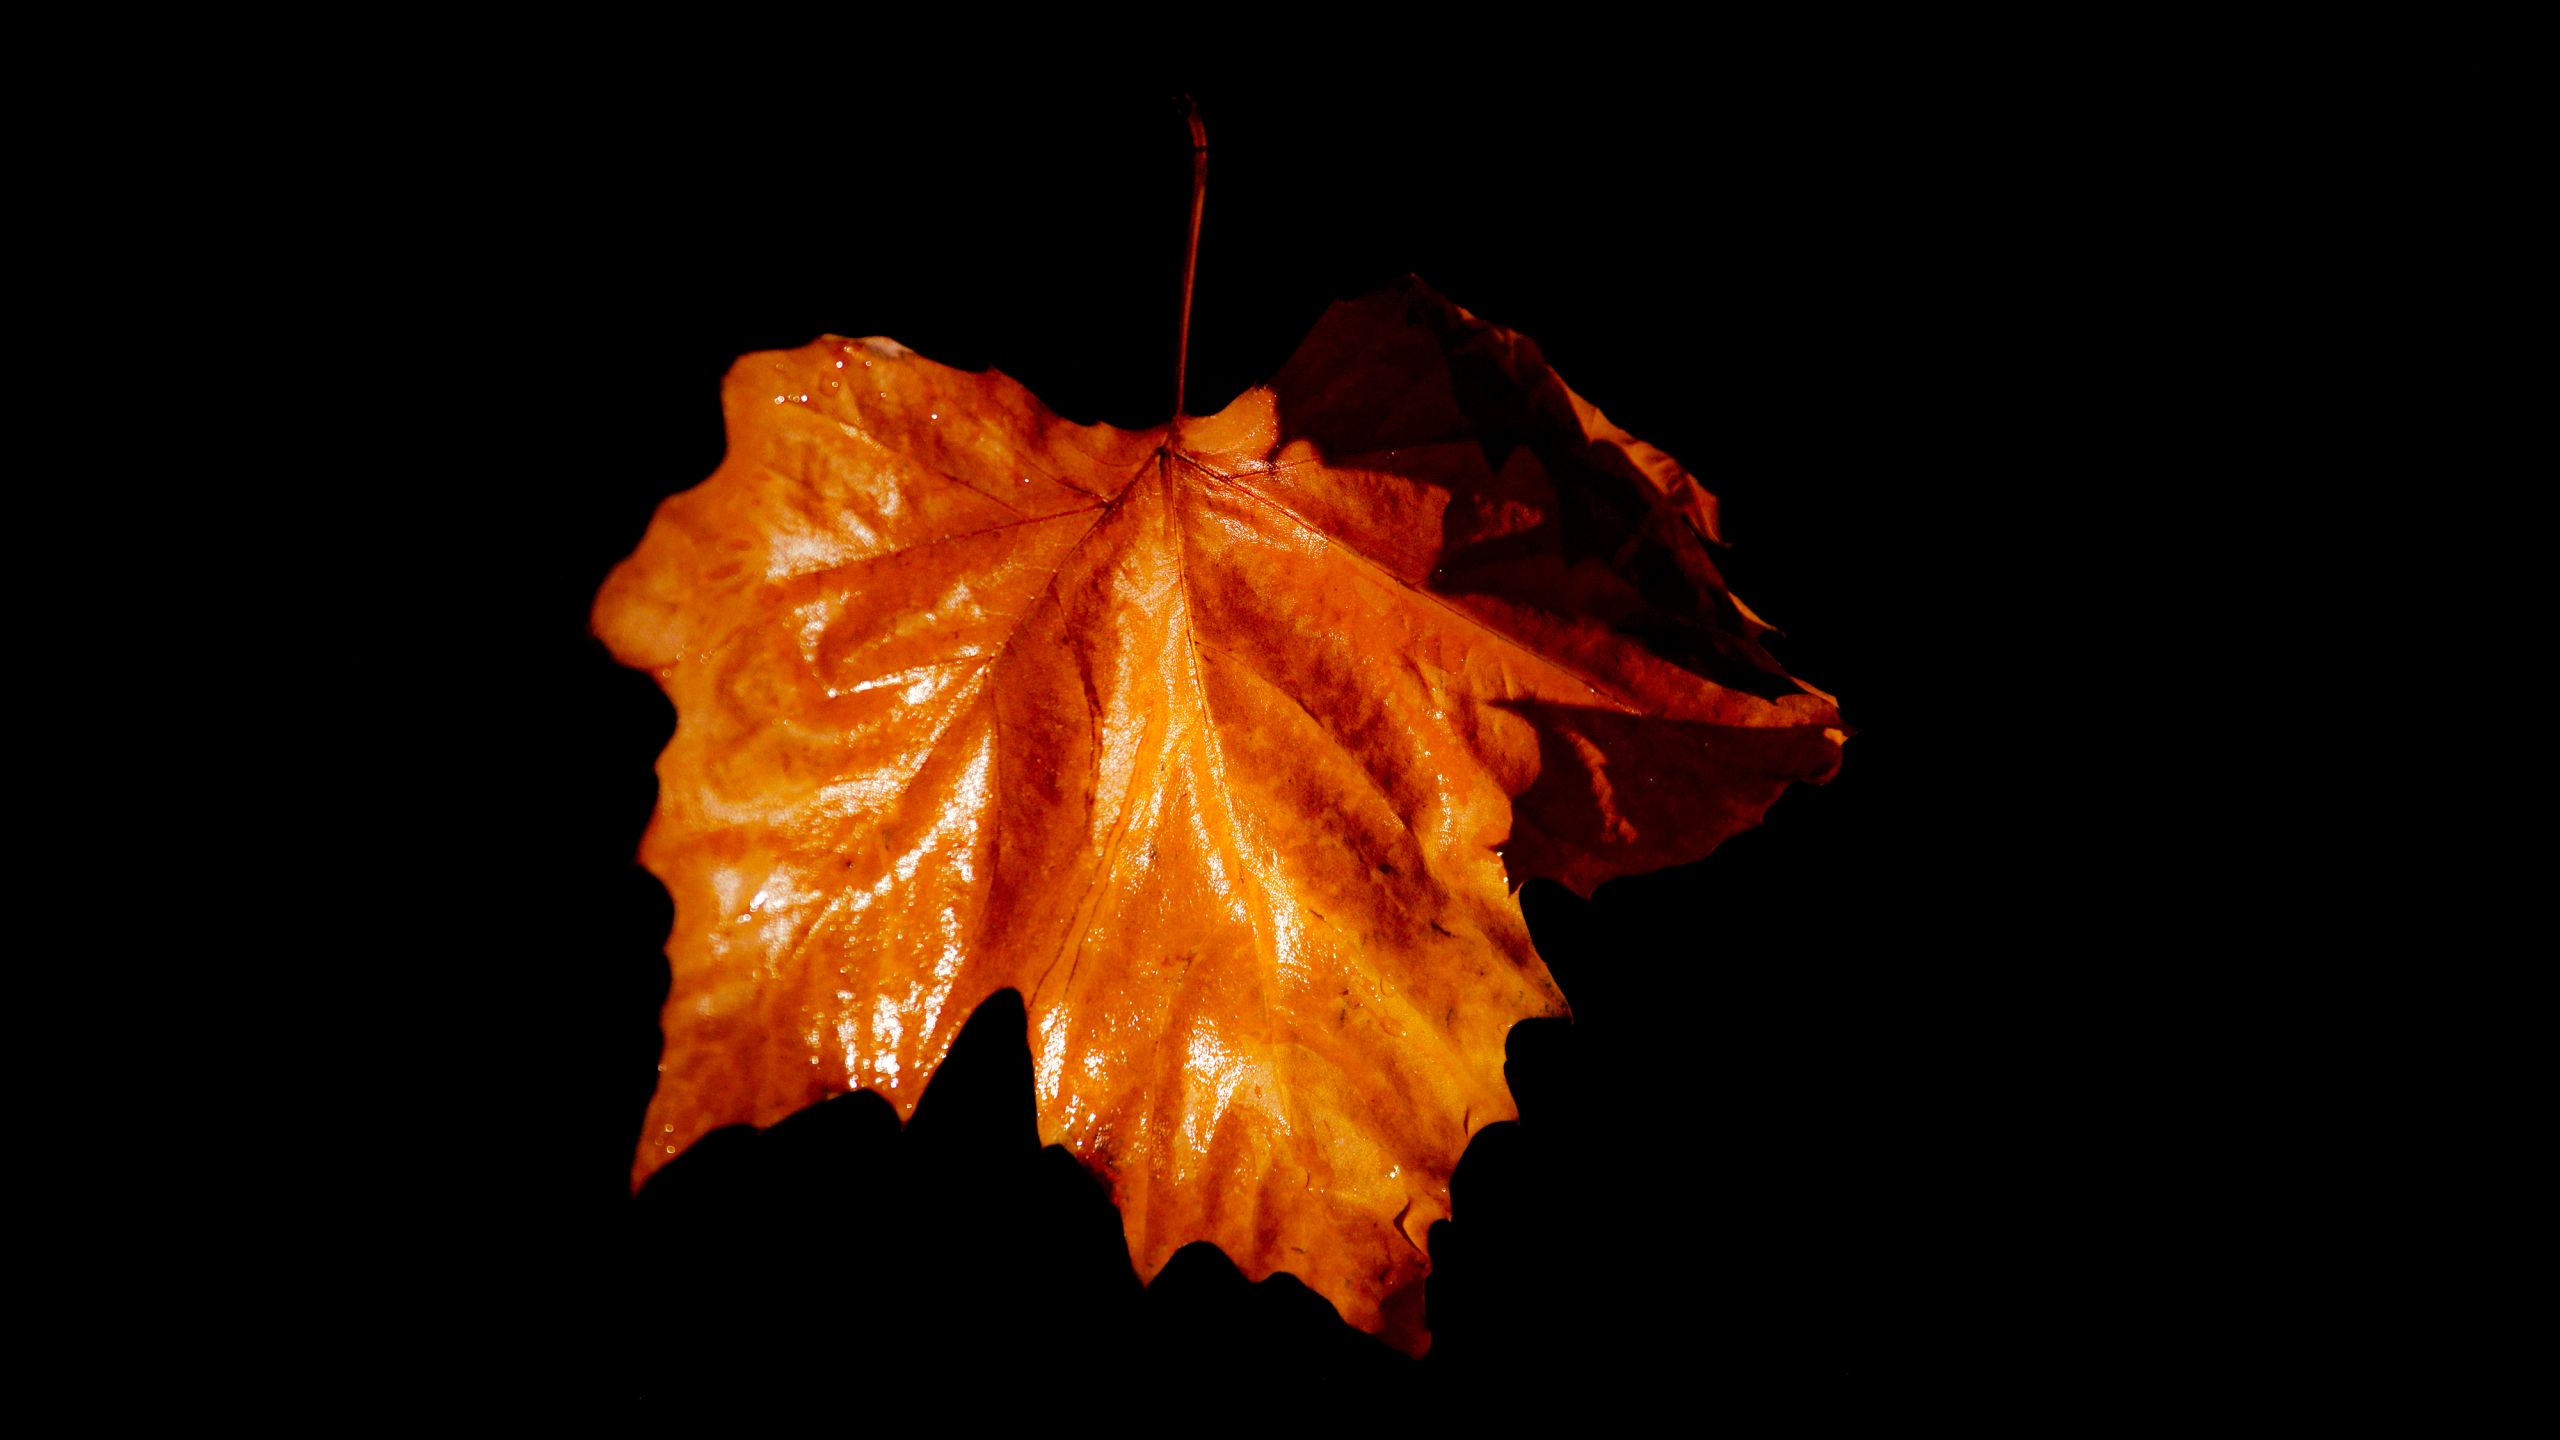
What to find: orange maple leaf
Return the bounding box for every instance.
[593,276,1844,1353]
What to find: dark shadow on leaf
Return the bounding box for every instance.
[1497,698,1842,899]
[1260,275,1815,705]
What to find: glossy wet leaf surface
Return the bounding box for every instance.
[595,277,1843,1351]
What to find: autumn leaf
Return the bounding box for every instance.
[594,275,1844,1354]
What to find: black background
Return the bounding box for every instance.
[401,61,2226,1421]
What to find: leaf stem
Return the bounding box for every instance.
[1174,95,1208,421]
